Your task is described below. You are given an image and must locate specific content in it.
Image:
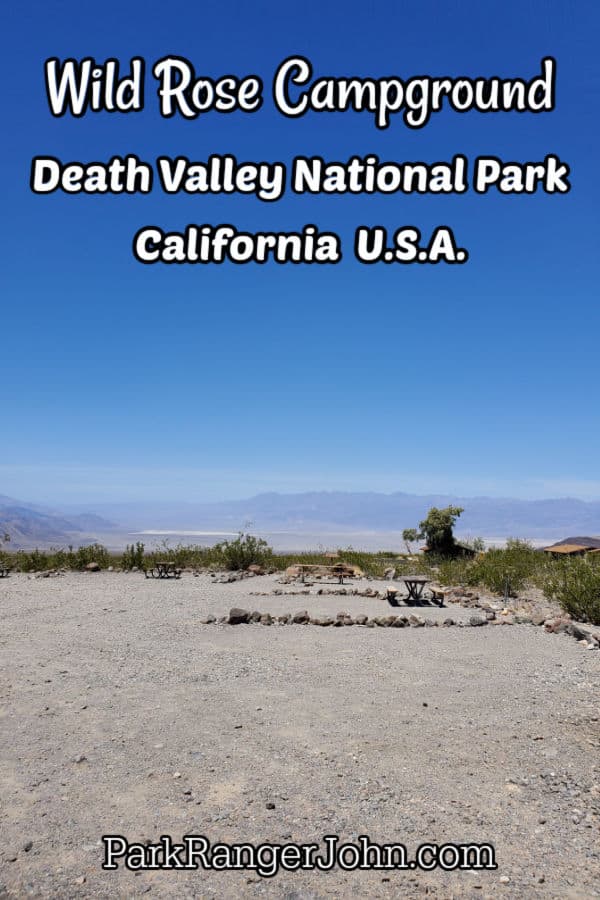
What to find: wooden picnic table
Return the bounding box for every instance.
[146,561,181,579]
[403,577,430,604]
[296,563,348,584]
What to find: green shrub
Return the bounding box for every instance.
[469,541,543,595]
[121,542,146,570]
[436,556,472,587]
[71,543,111,569]
[5,543,110,572]
[543,558,600,625]
[212,533,273,570]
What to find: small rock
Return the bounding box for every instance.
[228,608,250,625]
[469,615,488,627]
[266,801,275,810]
[572,622,598,645]
[292,610,309,624]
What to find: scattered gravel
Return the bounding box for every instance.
[1,572,599,898]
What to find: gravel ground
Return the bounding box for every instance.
[1,572,599,899]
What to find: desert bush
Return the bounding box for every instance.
[436,556,472,587]
[71,543,111,569]
[6,543,110,572]
[212,533,273,570]
[121,542,146,570]
[433,539,548,595]
[470,540,544,595]
[543,557,600,625]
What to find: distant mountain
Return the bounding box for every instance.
[76,491,600,541]
[0,496,116,548]
[5,490,600,548]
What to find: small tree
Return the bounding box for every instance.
[402,528,419,554]
[406,506,464,556]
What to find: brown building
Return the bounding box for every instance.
[543,536,600,557]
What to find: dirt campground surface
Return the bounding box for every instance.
[1,573,599,899]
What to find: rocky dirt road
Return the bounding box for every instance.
[1,573,599,898]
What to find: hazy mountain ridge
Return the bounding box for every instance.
[4,490,600,548]
[0,496,116,548]
[65,491,600,541]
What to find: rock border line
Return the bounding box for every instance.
[195,607,600,651]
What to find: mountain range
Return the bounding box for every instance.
[0,495,116,548]
[3,490,600,549]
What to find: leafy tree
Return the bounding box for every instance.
[402,528,419,554]
[407,506,464,556]
[419,506,464,554]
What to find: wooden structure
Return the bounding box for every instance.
[403,577,430,604]
[296,563,350,584]
[145,561,181,579]
[385,578,444,607]
[543,537,600,557]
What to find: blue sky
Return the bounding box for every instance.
[2,0,599,504]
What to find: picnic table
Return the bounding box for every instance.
[296,564,348,584]
[146,561,181,579]
[385,578,445,607]
[403,577,430,604]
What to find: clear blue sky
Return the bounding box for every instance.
[2,0,599,504]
